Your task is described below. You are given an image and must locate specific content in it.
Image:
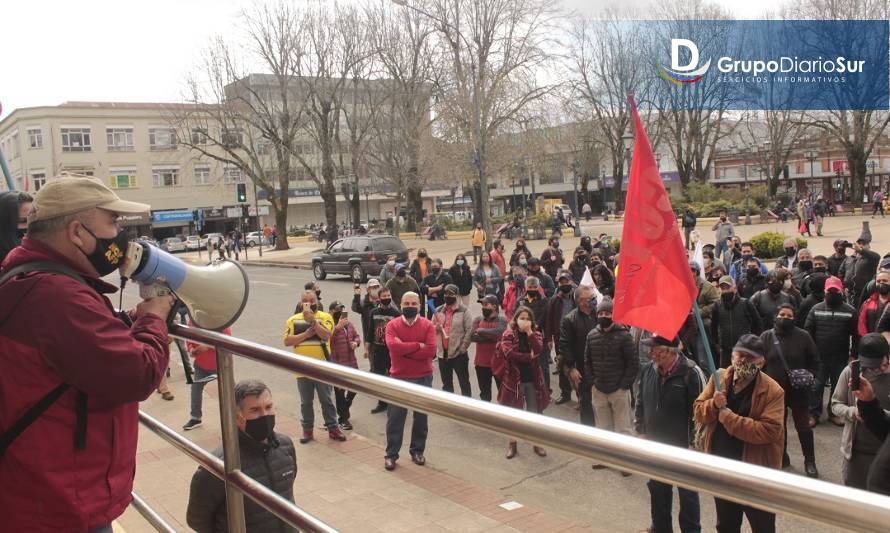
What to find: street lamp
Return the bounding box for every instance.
[621,129,634,211]
[805,149,818,199]
[736,147,752,225]
[392,0,491,250]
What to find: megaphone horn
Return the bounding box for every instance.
[121,242,249,330]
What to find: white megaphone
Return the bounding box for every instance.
[119,241,249,330]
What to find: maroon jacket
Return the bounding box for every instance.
[496,328,550,411]
[329,321,360,368]
[0,238,170,532]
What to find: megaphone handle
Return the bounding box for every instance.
[166,299,194,385]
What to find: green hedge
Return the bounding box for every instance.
[674,182,771,217]
[749,231,807,259]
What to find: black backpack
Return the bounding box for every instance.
[0,262,90,459]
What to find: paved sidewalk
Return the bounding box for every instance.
[117,381,596,533]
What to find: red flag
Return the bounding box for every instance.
[613,94,697,339]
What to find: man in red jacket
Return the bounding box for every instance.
[0,176,173,533]
[384,291,436,471]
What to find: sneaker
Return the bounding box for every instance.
[182,419,202,431]
[385,457,397,471]
[371,404,387,414]
[299,430,314,444]
[161,391,174,401]
[554,395,571,405]
[328,428,347,441]
[805,461,819,479]
[829,415,844,427]
[340,421,353,431]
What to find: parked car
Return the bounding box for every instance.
[160,237,187,253]
[185,235,202,251]
[138,236,159,248]
[200,233,224,248]
[245,231,264,247]
[311,235,409,283]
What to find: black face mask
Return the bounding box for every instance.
[309,304,319,313]
[798,260,813,271]
[559,284,573,294]
[529,266,540,274]
[577,256,587,263]
[879,284,890,296]
[431,267,441,275]
[380,298,392,307]
[79,226,129,276]
[721,292,735,304]
[597,317,613,329]
[768,282,783,294]
[402,307,419,319]
[526,292,538,300]
[244,414,275,442]
[397,270,406,277]
[746,267,760,278]
[332,311,342,322]
[444,296,457,305]
[825,292,844,307]
[552,241,560,249]
[784,247,797,257]
[482,308,494,318]
[813,266,827,274]
[315,289,322,299]
[775,317,794,332]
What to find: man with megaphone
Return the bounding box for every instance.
[0,175,174,533]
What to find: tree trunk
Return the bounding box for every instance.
[321,181,338,235]
[848,147,867,208]
[406,182,423,232]
[274,205,288,250]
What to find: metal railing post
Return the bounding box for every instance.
[216,348,246,533]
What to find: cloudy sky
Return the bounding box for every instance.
[0,0,784,118]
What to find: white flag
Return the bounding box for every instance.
[580,267,604,302]
[692,241,706,280]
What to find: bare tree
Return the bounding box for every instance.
[367,1,441,232]
[649,1,737,191]
[287,0,370,232]
[170,2,304,250]
[736,110,808,195]
[565,8,654,211]
[414,0,560,249]
[789,0,890,206]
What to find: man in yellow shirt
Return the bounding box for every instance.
[284,290,347,443]
[471,223,486,265]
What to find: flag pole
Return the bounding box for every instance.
[692,300,721,391]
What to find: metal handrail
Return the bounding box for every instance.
[167,324,890,533]
[130,491,176,533]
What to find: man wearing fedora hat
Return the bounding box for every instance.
[0,175,174,533]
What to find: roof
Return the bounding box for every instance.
[57,101,199,110]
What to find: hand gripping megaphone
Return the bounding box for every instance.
[120,241,249,331]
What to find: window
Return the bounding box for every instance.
[149,128,177,150]
[152,167,180,187]
[110,170,137,189]
[106,127,134,151]
[61,127,91,151]
[62,167,94,176]
[221,129,243,148]
[27,128,42,149]
[223,167,243,184]
[30,172,46,191]
[194,166,211,185]
[190,128,208,145]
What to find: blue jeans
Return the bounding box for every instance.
[714,240,728,260]
[190,365,213,420]
[297,378,339,430]
[386,375,433,459]
[648,479,701,533]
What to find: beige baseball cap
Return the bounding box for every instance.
[28,174,150,223]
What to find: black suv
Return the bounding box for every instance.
[312,235,409,282]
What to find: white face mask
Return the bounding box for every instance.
[516,318,531,330]
[456,260,465,266]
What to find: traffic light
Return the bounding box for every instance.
[236,183,247,203]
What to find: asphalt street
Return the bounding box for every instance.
[118,263,847,532]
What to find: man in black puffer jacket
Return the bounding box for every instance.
[188,380,297,533]
[711,275,763,368]
[584,299,638,451]
[805,276,859,427]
